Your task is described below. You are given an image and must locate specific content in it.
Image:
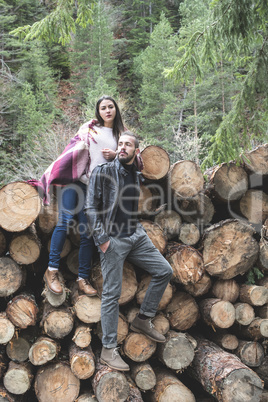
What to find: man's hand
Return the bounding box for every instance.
[99,240,110,253]
[102,148,116,160]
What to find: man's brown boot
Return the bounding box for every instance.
[77,278,97,296]
[43,269,63,295]
[100,347,130,371]
[130,314,166,343]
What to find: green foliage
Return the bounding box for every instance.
[246,267,264,285]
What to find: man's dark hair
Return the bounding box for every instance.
[120,130,139,148]
[95,95,125,141]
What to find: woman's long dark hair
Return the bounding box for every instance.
[95,95,125,142]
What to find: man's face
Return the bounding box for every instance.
[117,135,138,165]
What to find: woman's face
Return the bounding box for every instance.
[99,99,116,128]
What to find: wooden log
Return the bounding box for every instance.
[69,343,95,380]
[124,332,157,362]
[28,336,60,366]
[255,304,268,319]
[41,302,74,339]
[6,293,38,329]
[188,337,263,402]
[76,393,96,402]
[202,219,259,279]
[125,374,144,401]
[178,193,215,226]
[169,160,204,198]
[234,302,255,326]
[3,361,33,395]
[236,317,268,340]
[71,282,101,324]
[0,349,7,379]
[141,145,170,181]
[165,291,199,331]
[154,210,182,240]
[239,284,268,306]
[183,273,212,297]
[157,330,196,371]
[9,225,41,265]
[0,385,17,401]
[41,276,67,307]
[91,358,129,402]
[152,313,170,335]
[0,257,23,297]
[259,237,268,272]
[136,274,173,310]
[96,312,129,345]
[211,279,240,303]
[240,190,268,224]
[0,228,7,257]
[242,143,268,175]
[0,182,41,232]
[165,242,204,285]
[236,340,265,368]
[260,389,268,402]
[138,185,154,215]
[130,362,156,391]
[207,162,248,202]
[178,223,200,246]
[91,261,138,306]
[0,313,15,345]
[6,336,30,362]
[199,298,235,329]
[34,361,80,402]
[254,355,268,388]
[147,368,196,402]
[37,194,58,234]
[206,330,239,351]
[47,237,72,259]
[72,323,92,348]
[140,220,167,254]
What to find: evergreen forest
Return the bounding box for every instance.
[1,0,267,186]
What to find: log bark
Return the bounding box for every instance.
[157,330,196,370]
[71,282,101,324]
[236,317,268,340]
[72,323,92,348]
[207,162,248,202]
[9,225,41,265]
[242,143,268,175]
[6,293,38,329]
[165,291,199,331]
[259,237,268,272]
[207,330,239,351]
[41,302,74,339]
[3,361,33,395]
[154,210,182,240]
[69,343,95,380]
[202,219,259,279]
[236,340,264,368]
[0,257,23,297]
[240,284,268,306]
[147,368,196,402]
[140,220,167,254]
[234,302,255,326]
[28,337,60,366]
[165,242,204,285]
[125,374,144,401]
[255,304,268,319]
[188,337,263,402]
[136,274,173,311]
[0,182,41,232]
[199,298,235,329]
[0,313,15,345]
[183,273,212,297]
[124,332,156,362]
[141,145,170,181]
[211,279,240,303]
[6,336,30,362]
[92,358,129,402]
[179,223,200,245]
[130,362,156,391]
[240,190,268,224]
[169,160,204,198]
[34,361,80,402]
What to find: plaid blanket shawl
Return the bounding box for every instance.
[28,120,144,205]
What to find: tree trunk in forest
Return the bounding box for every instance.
[211,279,240,303]
[0,313,15,345]
[3,361,33,395]
[199,298,235,329]
[0,257,24,297]
[165,242,204,285]
[69,343,95,379]
[135,274,173,311]
[124,332,156,362]
[178,223,200,245]
[141,146,170,181]
[188,337,263,402]
[157,330,196,370]
[165,291,199,331]
[169,160,204,198]
[240,190,268,224]
[234,302,255,326]
[202,219,259,279]
[40,302,74,339]
[154,209,182,240]
[140,220,167,254]
[130,362,156,391]
[6,293,38,329]
[28,337,60,366]
[235,340,264,367]
[34,361,80,402]
[0,182,41,232]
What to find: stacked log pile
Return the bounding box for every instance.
[0,143,267,401]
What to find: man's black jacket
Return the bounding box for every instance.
[84,157,143,246]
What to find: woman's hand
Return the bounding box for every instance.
[102,148,117,160]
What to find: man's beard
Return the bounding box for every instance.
[118,150,136,164]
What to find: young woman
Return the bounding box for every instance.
[33,95,125,295]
